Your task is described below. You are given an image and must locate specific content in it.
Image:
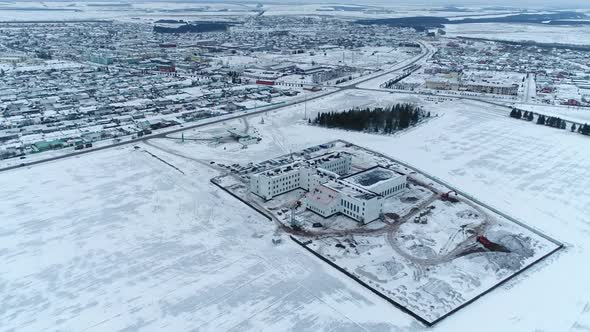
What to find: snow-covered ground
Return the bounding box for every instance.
[509,102,590,124]
[0,1,257,21]
[0,145,403,332]
[0,2,534,23]
[444,23,590,46]
[185,136,559,325]
[2,80,590,330]
[7,60,85,73]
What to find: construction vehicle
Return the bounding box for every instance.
[414,216,427,224]
[441,190,459,203]
[477,235,510,252]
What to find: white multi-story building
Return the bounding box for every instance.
[306,180,383,223]
[249,152,407,224]
[306,167,407,223]
[249,152,352,200]
[344,167,407,198]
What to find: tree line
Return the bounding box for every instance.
[510,108,590,136]
[313,104,427,134]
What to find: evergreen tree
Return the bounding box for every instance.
[571,123,577,132]
[527,112,534,121]
[313,103,422,133]
[411,110,420,124]
[510,109,517,118]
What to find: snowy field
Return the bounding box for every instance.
[301,195,558,325]
[0,145,407,332]
[444,23,590,46]
[210,141,559,325]
[510,102,590,124]
[0,1,257,21]
[137,89,589,330]
[2,81,590,330]
[0,2,534,22]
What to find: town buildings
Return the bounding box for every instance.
[425,77,519,95]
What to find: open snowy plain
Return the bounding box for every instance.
[1,88,589,332]
[445,23,590,46]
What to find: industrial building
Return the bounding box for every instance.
[250,153,407,223]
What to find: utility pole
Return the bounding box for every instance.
[304,92,308,120]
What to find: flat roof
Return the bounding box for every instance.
[254,151,349,178]
[324,180,377,201]
[345,167,402,190]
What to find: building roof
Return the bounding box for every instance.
[308,185,339,206]
[345,166,402,191]
[254,151,350,178]
[324,179,377,201]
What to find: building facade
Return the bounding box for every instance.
[249,152,352,200]
[425,79,519,96]
[250,152,407,224]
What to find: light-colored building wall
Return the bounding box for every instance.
[250,167,300,200]
[338,193,382,223]
[316,154,351,176]
[371,174,407,198]
[249,151,406,224]
[249,153,352,200]
[425,79,518,96]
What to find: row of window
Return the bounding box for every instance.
[341,199,364,214]
[272,180,297,188]
[343,208,361,221]
[381,183,405,197]
[272,183,299,195]
[324,163,348,171]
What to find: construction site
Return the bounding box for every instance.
[166,117,261,150]
[212,140,561,326]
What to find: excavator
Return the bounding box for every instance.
[477,235,510,253]
[441,190,459,203]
